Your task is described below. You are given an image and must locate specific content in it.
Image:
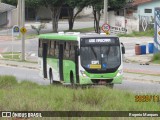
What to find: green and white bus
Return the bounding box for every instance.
[38,33,125,86]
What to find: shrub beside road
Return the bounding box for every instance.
[152,53,160,64]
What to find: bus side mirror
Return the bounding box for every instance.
[122,46,125,54]
[121,43,125,54]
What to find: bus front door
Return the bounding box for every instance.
[59,44,64,81]
[42,43,48,78]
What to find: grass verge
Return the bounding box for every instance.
[1,52,20,60]
[118,29,154,37]
[16,34,38,40]
[151,53,160,64]
[0,76,159,112]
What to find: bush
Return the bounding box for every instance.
[152,53,160,61]
[31,23,46,35]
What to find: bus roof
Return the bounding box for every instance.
[39,33,118,41]
[39,33,78,41]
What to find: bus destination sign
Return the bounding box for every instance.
[89,39,111,43]
[81,38,119,46]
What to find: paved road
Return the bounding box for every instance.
[0,65,49,85]
[0,65,160,93]
[124,63,160,73]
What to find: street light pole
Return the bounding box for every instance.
[21,0,25,61]
[18,0,25,61]
[104,0,108,24]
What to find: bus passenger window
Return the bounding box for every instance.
[38,40,43,57]
[69,44,75,60]
[49,41,55,57]
[64,42,70,59]
[55,42,59,58]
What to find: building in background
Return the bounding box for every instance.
[0,2,17,28]
[126,0,159,31]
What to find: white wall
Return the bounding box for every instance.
[138,0,160,17]
[6,8,17,27]
[108,11,139,34]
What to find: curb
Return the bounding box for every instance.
[0,63,38,70]
[124,69,160,76]
[124,76,160,84]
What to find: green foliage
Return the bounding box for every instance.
[1,52,20,60]
[2,0,43,8]
[31,23,46,35]
[109,0,127,10]
[153,53,160,60]
[1,0,17,5]
[25,0,42,8]
[43,0,65,7]
[152,53,160,64]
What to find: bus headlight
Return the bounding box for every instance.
[117,69,123,76]
[80,70,87,77]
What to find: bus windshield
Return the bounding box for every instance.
[80,45,121,72]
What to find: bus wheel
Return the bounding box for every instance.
[70,71,74,86]
[49,69,53,84]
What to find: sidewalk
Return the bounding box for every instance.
[124,54,153,65]
[0,59,38,70]
[124,73,160,83]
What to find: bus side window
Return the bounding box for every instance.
[64,42,70,59]
[69,43,75,61]
[38,39,43,57]
[55,41,59,58]
[49,41,55,57]
[47,41,51,56]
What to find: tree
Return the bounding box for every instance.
[109,0,126,10]
[25,0,42,20]
[66,0,90,30]
[1,0,17,6]
[89,0,103,33]
[43,0,65,32]
[89,0,127,33]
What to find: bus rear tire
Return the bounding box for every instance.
[106,83,114,89]
[49,69,53,84]
[70,71,74,86]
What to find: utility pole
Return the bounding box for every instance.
[18,0,25,61]
[21,0,25,61]
[104,0,108,24]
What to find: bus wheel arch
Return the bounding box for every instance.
[49,68,53,84]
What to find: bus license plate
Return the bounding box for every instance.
[90,64,101,69]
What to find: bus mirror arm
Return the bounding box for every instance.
[76,48,80,56]
[121,43,125,54]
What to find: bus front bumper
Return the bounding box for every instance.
[79,75,123,85]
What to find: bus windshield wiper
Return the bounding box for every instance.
[91,47,97,59]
